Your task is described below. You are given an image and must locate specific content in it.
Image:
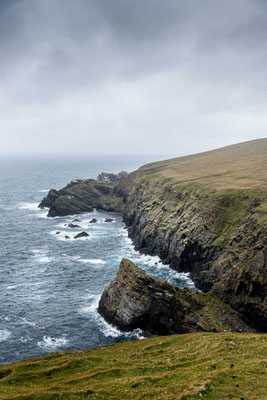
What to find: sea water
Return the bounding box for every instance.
[0,155,194,364]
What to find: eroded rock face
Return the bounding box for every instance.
[97,171,127,184]
[116,176,267,332]
[39,178,124,217]
[98,259,254,335]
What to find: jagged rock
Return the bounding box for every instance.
[39,140,267,331]
[89,218,97,223]
[67,223,80,228]
[72,219,81,222]
[65,236,70,239]
[105,218,113,223]
[97,171,127,184]
[74,231,89,239]
[55,231,60,234]
[39,178,124,217]
[98,259,253,335]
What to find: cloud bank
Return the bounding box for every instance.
[1,0,266,155]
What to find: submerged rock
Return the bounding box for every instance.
[65,236,70,239]
[105,218,113,223]
[67,223,80,228]
[98,259,253,336]
[74,231,89,239]
[89,218,97,223]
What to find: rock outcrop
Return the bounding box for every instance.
[97,171,127,184]
[113,140,267,332]
[39,178,124,217]
[40,140,267,331]
[98,259,253,335]
[74,231,89,239]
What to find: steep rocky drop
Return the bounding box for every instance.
[98,259,254,335]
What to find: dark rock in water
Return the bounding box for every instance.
[105,218,113,223]
[39,178,124,217]
[38,189,59,209]
[98,259,253,336]
[97,171,127,184]
[48,196,94,218]
[89,218,97,223]
[72,219,81,222]
[67,223,80,228]
[74,231,89,239]
[65,236,70,239]
[55,231,60,235]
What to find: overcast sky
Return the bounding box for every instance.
[0,0,266,156]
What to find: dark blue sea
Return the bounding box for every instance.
[0,155,194,364]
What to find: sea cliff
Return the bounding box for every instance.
[39,139,267,331]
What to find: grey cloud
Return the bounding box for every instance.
[0,0,266,155]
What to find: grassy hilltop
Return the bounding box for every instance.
[134,138,267,191]
[0,333,266,400]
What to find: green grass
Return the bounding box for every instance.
[0,333,266,399]
[139,139,267,191]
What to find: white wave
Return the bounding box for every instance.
[31,249,43,254]
[78,259,107,265]
[20,317,37,327]
[79,295,122,338]
[18,202,48,218]
[7,285,18,290]
[37,335,68,349]
[38,256,53,263]
[0,330,11,342]
[19,202,40,210]
[31,249,54,263]
[0,316,10,322]
[38,189,49,193]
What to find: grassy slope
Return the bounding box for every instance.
[121,139,267,248]
[0,333,266,400]
[140,138,267,191]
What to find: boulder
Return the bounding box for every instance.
[68,223,80,228]
[55,231,60,234]
[65,235,70,239]
[98,259,254,336]
[74,231,89,239]
[105,218,113,223]
[89,218,98,223]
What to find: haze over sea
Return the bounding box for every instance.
[0,155,194,364]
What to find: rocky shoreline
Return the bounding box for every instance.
[98,259,254,335]
[39,141,267,333]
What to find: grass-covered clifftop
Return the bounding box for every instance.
[117,139,267,331]
[0,333,266,399]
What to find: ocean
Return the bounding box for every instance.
[0,155,194,364]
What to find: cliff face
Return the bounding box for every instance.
[39,139,267,331]
[39,178,124,217]
[98,259,253,335]
[116,139,267,331]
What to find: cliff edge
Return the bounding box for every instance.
[98,259,254,335]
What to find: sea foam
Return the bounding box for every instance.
[37,335,68,350]
[0,330,11,342]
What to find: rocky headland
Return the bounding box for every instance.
[39,173,125,217]
[39,139,267,332]
[98,259,253,335]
